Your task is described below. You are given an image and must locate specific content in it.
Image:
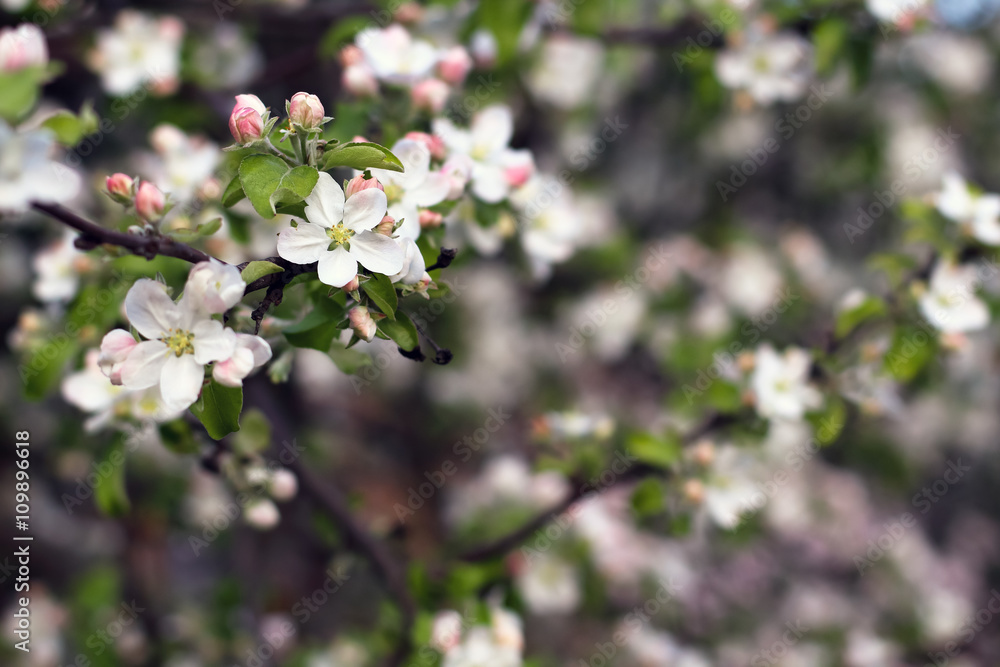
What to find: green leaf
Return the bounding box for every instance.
[378,311,419,350]
[0,68,44,122]
[159,420,199,455]
[813,18,848,76]
[172,217,223,240]
[41,110,86,145]
[94,440,130,516]
[283,299,346,351]
[835,295,887,339]
[241,260,285,285]
[232,409,271,455]
[191,381,244,440]
[222,176,246,207]
[239,154,289,218]
[631,477,665,517]
[806,397,846,446]
[883,325,938,382]
[626,432,681,469]
[361,273,398,319]
[270,165,319,209]
[475,0,533,65]
[321,142,404,173]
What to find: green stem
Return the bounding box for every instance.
[263,138,299,167]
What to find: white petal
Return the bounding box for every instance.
[350,231,405,276]
[120,340,170,390]
[192,319,237,364]
[407,170,450,208]
[471,164,509,203]
[388,202,420,240]
[343,188,388,232]
[388,139,431,186]
[213,347,255,387]
[302,171,345,228]
[277,223,330,265]
[236,333,273,366]
[471,106,513,157]
[317,246,358,288]
[160,355,205,410]
[125,279,181,339]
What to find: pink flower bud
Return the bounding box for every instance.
[349,306,378,342]
[98,329,138,385]
[342,275,361,293]
[289,92,324,129]
[269,469,298,502]
[345,173,383,199]
[419,209,443,229]
[135,181,165,221]
[430,611,463,653]
[411,79,450,113]
[395,2,424,23]
[470,29,498,69]
[404,131,446,161]
[437,46,472,85]
[0,24,48,72]
[339,45,363,67]
[229,106,263,144]
[351,135,369,144]
[233,93,266,116]
[106,173,134,200]
[150,124,186,154]
[244,499,280,530]
[376,215,395,236]
[342,63,378,97]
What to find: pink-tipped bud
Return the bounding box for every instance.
[351,135,369,144]
[289,92,324,130]
[0,24,48,72]
[229,106,263,144]
[437,46,472,85]
[233,93,266,116]
[244,499,280,530]
[339,45,363,67]
[342,275,361,294]
[342,63,378,97]
[135,181,165,221]
[376,215,395,236]
[405,131,446,161]
[430,611,463,653]
[150,124,186,154]
[349,306,378,342]
[411,79,450,113]
[395,2,424,23]
[106,173,134,202]
[269,469,298,502]
[419,209,443,229]
[98,329,138,385]
[345,173,383,199]
[503,151,535,188]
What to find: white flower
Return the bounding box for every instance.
[715,31,813,105]
[113,280,238,410]
[277,171,403,288]
[867,0,929,26]
[527,36,604,109]
[918,261,990,333]
[0,122,81,213]
[390,237,427,285]
[62,350,183,432]
[184,259,245,315]
[441,608,523,667]
[430,610,464,653]
[32,232,83,303]
[703,444,767,529]
[510,175,584,278]
[142,124,220,205]
[934,172,1000,245]
[244,498,280,530]
[433,106,519,203]
[369,139,450,239]
[91,11,184,96]
[356,24,437,85]
[213,333,272,387]
[515,553,581,614]
[751,344,823,421]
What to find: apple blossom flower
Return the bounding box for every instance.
[109,279,243,410]
[751,344,823,421]
[439,607,523,667]
[470,29,498,69]
[135,181,166,221]
[0,122,81,213]
[190,23,263,90]
[433,105,520,203]
[288,91,324,130]
[515,553,581,614]
[229,97,264,145]
[355,24,437,85]
[430,610,463,653]
[276,172,402,288]
[441,154,474,200]
[215,333,272,388]
[715,31,814,105]
[918,261,991,333]
[63,349,183,432]
[509,175,585,278]
[934,172,1000,245]
[348,306,378,342]
[342,61,379,97]
[405,131,446,161]
[867,0,930,28]
[437,45,472,85]
[369,138,451,239]
[32,232,83,303]
[0,24,48,72]
[184,260,245,315]
[90,11,184,96]
[98,329,139,386]
[411,78,450,113]
[390,237,427,285]
[527,36,604,109]
[142,124,220,205]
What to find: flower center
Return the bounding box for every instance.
[160,328,196,357]
[383,182,404,203]
[327,223,355,248]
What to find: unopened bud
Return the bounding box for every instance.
[106,173,134,203]
[229,106,263,144]
[269,469,299,502]
[376,214,395,236]
[135,181,165,222]
[737,351,755,373]
[342,275,361,294]
[244,499,280,530]
[339,45,363,67]
[683,479,705,504]
[349,305,378,342]
[343,63,378,97]
[437,45,472,85]
[430,610,463,653]
[411,78,450,113]
[691,439,715,466]
[289,91,324,130]
[345,173,383,199]
[394,1,424,23]
[419,209,443,229]
[404,131,446,161]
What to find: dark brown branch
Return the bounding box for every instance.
[426,247,457,272]
[456,411,737,563]
[32,202,214,264]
